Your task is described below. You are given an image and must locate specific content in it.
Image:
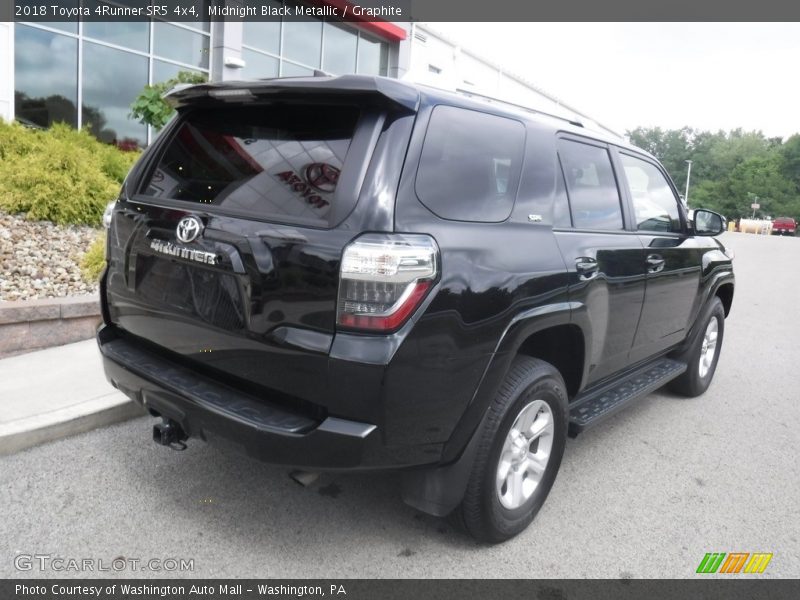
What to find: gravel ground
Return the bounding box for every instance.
[0,211,100,301]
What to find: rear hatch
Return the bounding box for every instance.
[103,77,416,405]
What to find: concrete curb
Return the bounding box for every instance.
[0,294,102,358]
[0,393,146,456]
[0,338,146,456]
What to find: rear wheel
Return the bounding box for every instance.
[669,297,725,397]
[454,357,568,543]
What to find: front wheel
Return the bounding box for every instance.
[669,297,725,397]
[454,357,568,543]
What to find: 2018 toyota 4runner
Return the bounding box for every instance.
[97,75,734,543]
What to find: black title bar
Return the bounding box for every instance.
[5,0,800,22]
[4,579,800,600]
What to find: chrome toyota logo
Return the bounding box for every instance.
[176,216,203,243]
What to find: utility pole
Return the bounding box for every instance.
[684,160,693,207]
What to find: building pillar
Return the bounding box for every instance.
[210,3,246,81]
[387,22,412,79]
[0,22,14,123]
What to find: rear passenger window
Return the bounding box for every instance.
[415,106,525,222]
[619,153,681,232]
[558,140,624,230]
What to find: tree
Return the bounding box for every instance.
[627,126,693,186]
[626,126,800,221]
[129,71,207,131]
[779,134,800,191]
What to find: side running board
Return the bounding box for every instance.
[568,358,687,437]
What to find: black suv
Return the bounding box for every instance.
[97,75,734,542]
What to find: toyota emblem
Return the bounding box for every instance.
[176,216,203,243]
[304,163,341,193]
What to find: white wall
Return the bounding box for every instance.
[0,22,13,123]
[404,24,619,138]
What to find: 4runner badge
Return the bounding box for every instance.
[150,239,218,265]
[176,216,203,243]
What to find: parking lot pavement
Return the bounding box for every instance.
[1,232,798,579]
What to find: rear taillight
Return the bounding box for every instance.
[336,234,439,333]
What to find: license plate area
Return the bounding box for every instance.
[135,254,246,331]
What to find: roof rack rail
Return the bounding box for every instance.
[454,88,584,128]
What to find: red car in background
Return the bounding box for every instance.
[772,217,797,235]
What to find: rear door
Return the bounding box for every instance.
[553,136,647,385]
[613,149,704,362]
[104,97,411,402]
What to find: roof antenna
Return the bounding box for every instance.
[313,69,330,77]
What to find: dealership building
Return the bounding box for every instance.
[0,7,616,147]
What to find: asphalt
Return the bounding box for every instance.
[1,232,798,578]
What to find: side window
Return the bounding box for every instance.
[619,153,682,233]
[553,155,572,228]
[415,106,525,222]
[558,140,624,230]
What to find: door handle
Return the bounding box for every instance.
[575,257,599,280]
[646,254,665,273]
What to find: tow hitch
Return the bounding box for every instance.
[152,418,188,451]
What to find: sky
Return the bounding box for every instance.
[427,23,800,140]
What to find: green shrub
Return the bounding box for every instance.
[130,70,207,130]
[80,233,107,282]
[0,121,139,226]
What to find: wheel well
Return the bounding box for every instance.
[517,325,584,399]
[716,283,734,316]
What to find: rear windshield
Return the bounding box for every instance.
[141,104,360,226]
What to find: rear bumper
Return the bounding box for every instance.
[97,325,396,470]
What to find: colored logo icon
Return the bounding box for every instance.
[696,552,773,574]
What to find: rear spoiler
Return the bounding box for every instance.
[163,74,420,113]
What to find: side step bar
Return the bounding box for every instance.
[568,358,687,436]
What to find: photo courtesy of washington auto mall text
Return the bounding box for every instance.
[2,0,800,599]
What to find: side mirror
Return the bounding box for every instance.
[693,209,725,236]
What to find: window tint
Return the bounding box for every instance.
[620,154,681,232]
[416,106,525,222]
[558,140,623,230]
[142,105,360,226]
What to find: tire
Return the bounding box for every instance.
[669,297,725,397]
[454,356,568,543]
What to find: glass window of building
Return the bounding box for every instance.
[82,41,148,147]
[242,5,281,55]
[14,25,78,127]
[323,23,358,74]
[38,0,78,33]
[152,60,205,85]
[241,50,280,79]
[282,7,322,69]
[83,20,149,53]
[357,34,388,76]
[153,22,210,69]
[281,61,314,77]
